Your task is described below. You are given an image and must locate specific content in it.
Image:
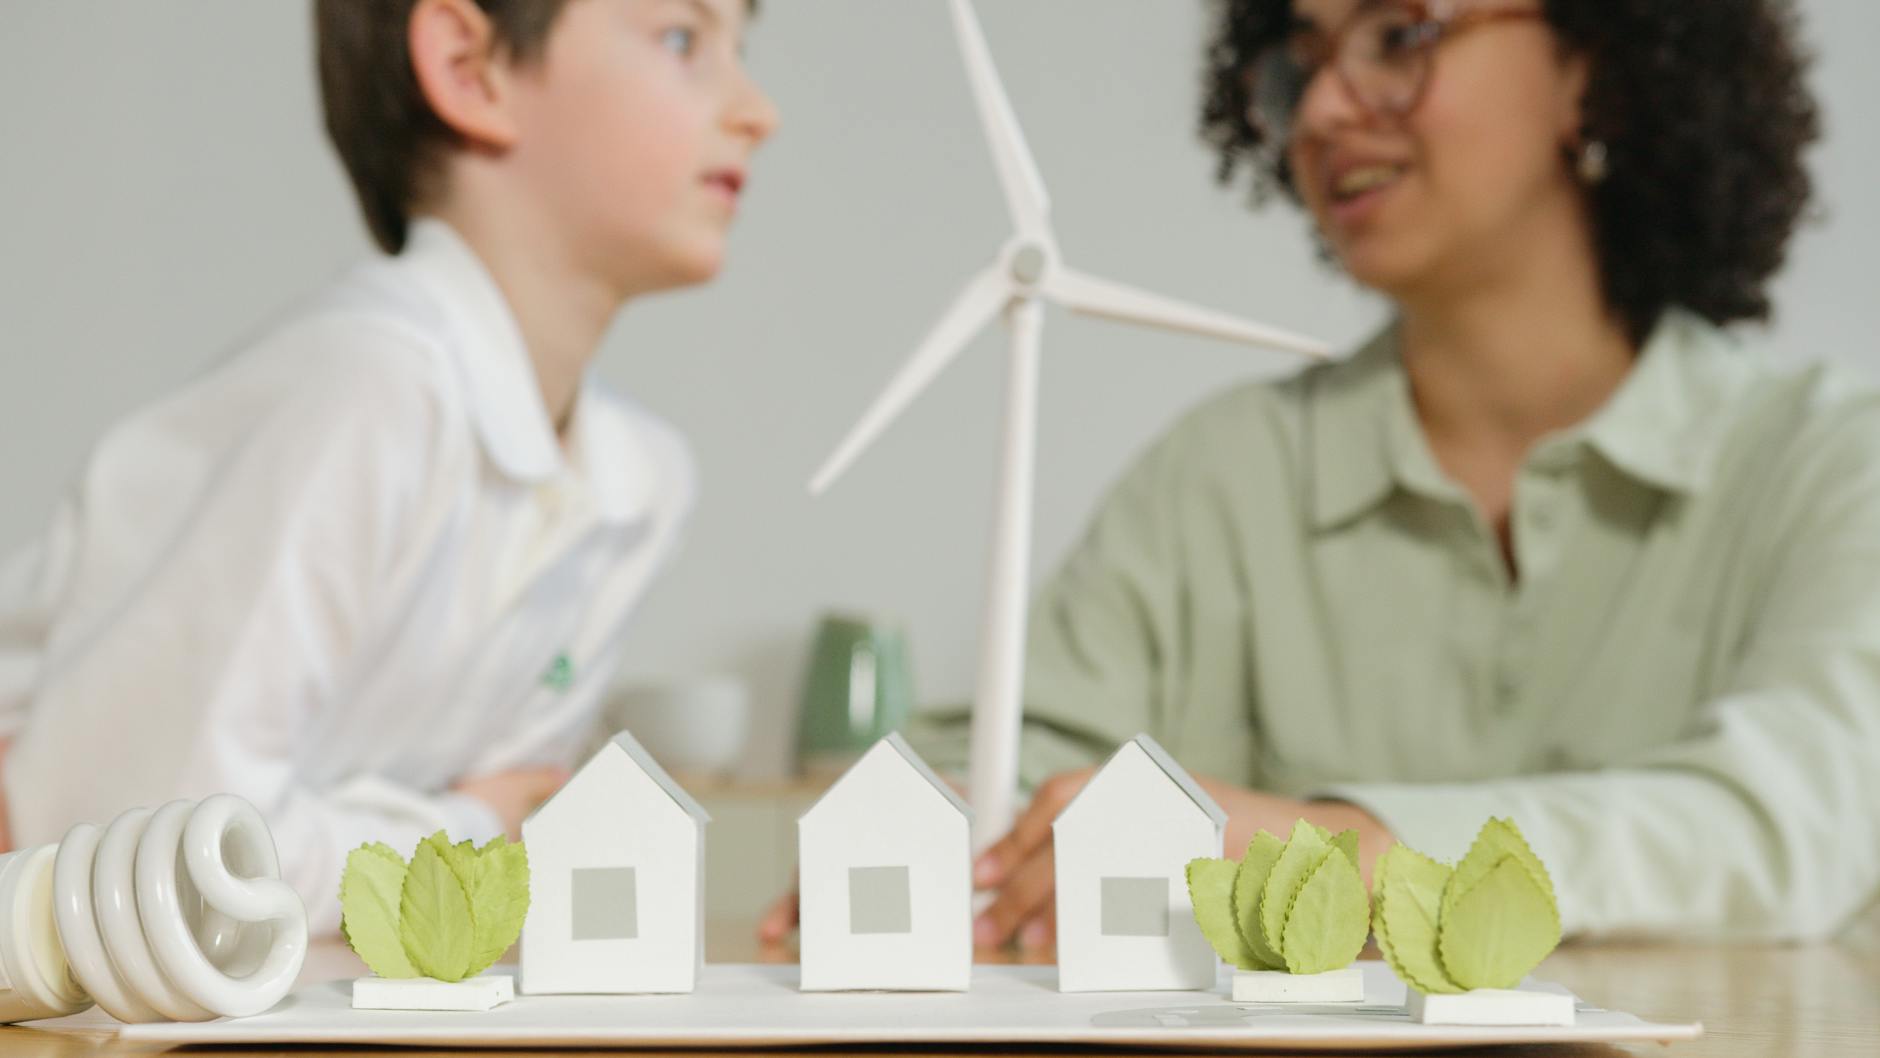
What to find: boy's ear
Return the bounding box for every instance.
[409,0,522,150]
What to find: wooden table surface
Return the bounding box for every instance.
[7,911,1877,1057]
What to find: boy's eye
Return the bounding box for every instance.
[660,26,698,56]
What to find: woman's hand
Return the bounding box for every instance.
[452,764,571,840]
[972,768,1397,951]
[969,767,1096,951]
[757,877,799,945]
[753,764,1397,953]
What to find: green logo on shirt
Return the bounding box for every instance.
[542,652,575,692]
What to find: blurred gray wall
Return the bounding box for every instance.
[1,1,1874,779]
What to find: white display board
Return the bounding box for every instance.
[120,962,1702,1051]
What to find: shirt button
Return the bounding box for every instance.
[1530,503,1556,532]
[1496,668,1522,701]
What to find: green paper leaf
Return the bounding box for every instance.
[1231,831,1287,970]
[1278,844,1369,974]
[1369,879,1394,968]
[1484,818,1556,905]
[1309,823,1360,867]
[1374,844,1461,994]
[400,835,474,982]
[339,843,418,979]
[1187,858,1262,970]
[1259,820,1329,957]
[463,836,531,976]
[1438,855,1562,989]
[424,831,479,890]
[1442,818,1555,927]
[1331,829,1360,869]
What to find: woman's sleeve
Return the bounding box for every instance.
[1320,408,1880,940]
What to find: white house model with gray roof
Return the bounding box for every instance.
[1051,733,1226,992]
[520,731,710,995]
[797,733,973,992]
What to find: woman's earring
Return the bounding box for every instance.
[1577,139,1610,185]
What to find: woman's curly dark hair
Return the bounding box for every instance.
[1199,0,1821,344]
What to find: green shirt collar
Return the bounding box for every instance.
[1572,308,1747,494]
[1308,309,1746,531]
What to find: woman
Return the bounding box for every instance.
[763,0,1876,950]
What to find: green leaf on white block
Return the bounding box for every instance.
[464,836,531,977]
[1483,818,1555,905]
[400,835,474,982]
[1441,818,1555,928]
[1259,819,1329,958]
[1439,854,1561,990]
[1278,843,1369,974]
[339,843,418,979]
[1231,831,1288,971]
[1331,828,1360,869]
[423,832,480,896]
[1374,844,1460,994]
[1187,857,1263,970]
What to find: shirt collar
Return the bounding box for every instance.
[1307,308,1745,531]
[402,217,561,483]
[399,217,656,525]
[1306,329,1412,530]
[565,386,663,525]
[1567,308,1745,495]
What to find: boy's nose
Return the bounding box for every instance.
[728,74,780,145]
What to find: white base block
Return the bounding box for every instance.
[352,974,515,1012]
[1232,967,1365,1003]
[1406,987,1575,1026]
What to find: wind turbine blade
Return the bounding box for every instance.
[949,0,1051,237]
[810,266,1012,495]
[1045,267,1332,359]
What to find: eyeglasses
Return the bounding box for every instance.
[1248,1,1546,150]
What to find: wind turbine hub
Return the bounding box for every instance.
[1008,243,1052,288]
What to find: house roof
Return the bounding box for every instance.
[802,731,973,822]
[1062,733,1226,829]
[881,732,973,818]
[527,730,712,826]
[608,731,712,822]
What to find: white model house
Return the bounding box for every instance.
[1052,733,1225,992]
[797,732,973,991]
[519,730,710,995]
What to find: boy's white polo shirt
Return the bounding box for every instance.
[0,219,694,934]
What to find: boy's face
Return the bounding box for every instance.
[507,0,777,295]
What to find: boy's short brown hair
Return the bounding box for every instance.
[315,0,574,254]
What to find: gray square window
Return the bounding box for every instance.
[571,866,638,941]
[1101,876,1170,937]
[848,865,912,934]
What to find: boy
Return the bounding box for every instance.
[0,0,776,933]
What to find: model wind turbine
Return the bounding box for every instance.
[809,0,1331,851]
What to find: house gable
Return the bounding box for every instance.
[1056,735,1222,833]
[528,730,711,835]
[800,732,971,830]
